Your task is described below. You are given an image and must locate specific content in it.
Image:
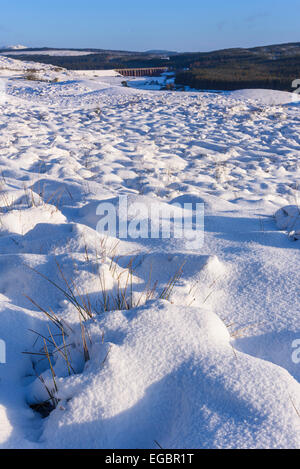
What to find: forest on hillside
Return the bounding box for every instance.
[174,48,300,91]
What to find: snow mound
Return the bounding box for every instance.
[230,89,300,105]
[0,55,70,82]
[0,55,26,71]
[32,301,300,449]
[0,206,66,235]
[0,190,66,235]
[275,205,300,239]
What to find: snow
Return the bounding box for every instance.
[72,70,122,78]
[1,50,97,57]
[0,55,72,82]
[127,74,175,91]
[40,302,300,449]
[275,205,300,240]
[0,55,299,449]
[230,88,300,105]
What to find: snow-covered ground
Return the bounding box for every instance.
[0,55,299,449]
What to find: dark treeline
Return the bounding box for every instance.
[175,72,293,92]
[2,53,170,70]
[174,49,300,92]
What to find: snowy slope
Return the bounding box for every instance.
[0,55,299,449]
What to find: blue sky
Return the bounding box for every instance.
[1,0,299,52]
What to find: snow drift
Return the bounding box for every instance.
[30,301,300,449]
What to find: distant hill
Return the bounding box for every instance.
[0,47,168,70]
[1,44,27,50]
[1,42,300,91]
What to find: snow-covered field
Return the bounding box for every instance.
[0,55,299,449]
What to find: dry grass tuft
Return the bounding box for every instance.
[25,247,186,417]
